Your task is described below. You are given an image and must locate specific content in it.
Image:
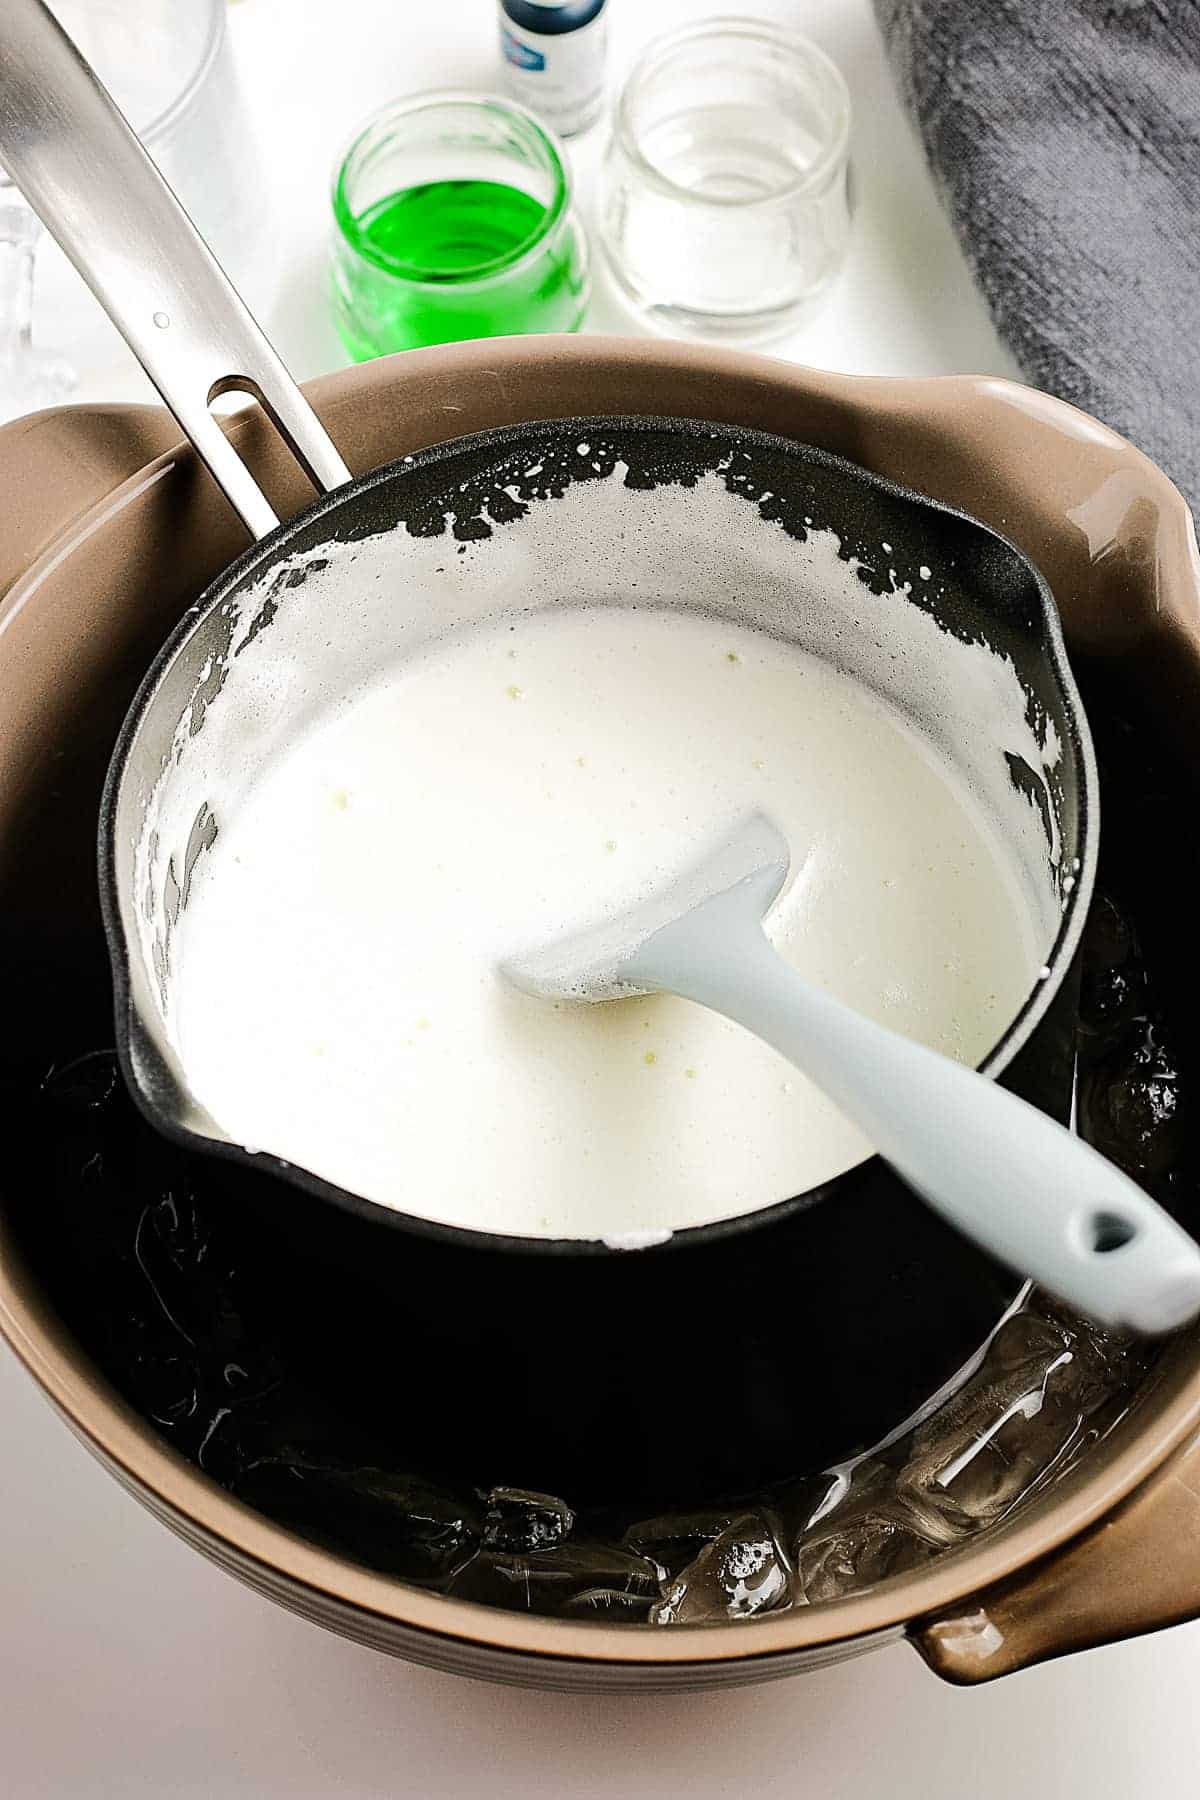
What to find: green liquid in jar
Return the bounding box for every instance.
[364,179,546,274]
[332,177,587,357]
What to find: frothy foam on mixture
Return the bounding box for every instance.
[137,459,1065,1241]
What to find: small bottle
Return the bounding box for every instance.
[498,0,609,138]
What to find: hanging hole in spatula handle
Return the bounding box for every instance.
[1086,1211,1138,1254]
[0,0,352,541]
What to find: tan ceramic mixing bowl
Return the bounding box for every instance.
[3,337,1200,1692]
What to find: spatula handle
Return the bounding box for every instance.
[629,899,1200,1335]
[0,0,351,539]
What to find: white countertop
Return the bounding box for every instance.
[4,2,1200,1793]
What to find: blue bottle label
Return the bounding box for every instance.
[498,7,607,134]
[501,26,546,72]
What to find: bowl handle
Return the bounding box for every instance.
[0,403,181,605]
[912,1428,1200,1682]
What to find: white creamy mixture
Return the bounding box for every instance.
[173,603,1042,1239]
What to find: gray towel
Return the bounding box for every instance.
[875,0,1200,519]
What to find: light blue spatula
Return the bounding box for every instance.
[504,813,1200,1334]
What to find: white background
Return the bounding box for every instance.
[4,1,1200,1793]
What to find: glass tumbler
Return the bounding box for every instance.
[330,93,590,358]
[599,19,852,342]
[0,0,267,420]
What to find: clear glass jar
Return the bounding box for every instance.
[599,19,852,343]
[330,92,590,359]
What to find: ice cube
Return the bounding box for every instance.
[1078,893,1145,1044]
[622,1506,745,1581]
[450,1541,664,1618]
[893,1308,1147,1538]
[482,1487,575,1555]
[652,1511,790,1624]
[1079,1016,1186,1183]
[794,1509,933,1604]
[232,1452,484,1584]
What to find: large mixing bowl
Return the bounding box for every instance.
[2,337,1200,1688]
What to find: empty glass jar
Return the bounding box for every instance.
[598,20,852,342]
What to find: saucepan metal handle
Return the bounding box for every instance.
[0,0,352,540]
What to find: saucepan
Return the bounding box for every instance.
[0,0,1106,1505]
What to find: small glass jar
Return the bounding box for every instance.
[330,92,589,358]
[599,20,852,343]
